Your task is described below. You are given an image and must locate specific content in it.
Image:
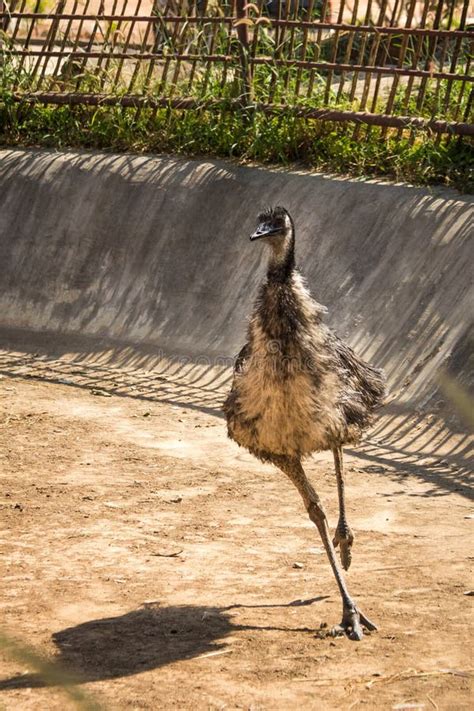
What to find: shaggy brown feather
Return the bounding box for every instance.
[223,207,386,462]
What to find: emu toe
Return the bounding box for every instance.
[331,604,378,641]
[333,523,354,571]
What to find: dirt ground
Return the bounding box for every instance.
[0,353,473,710]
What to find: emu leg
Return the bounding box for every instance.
[332,446,354,571]
[274,455,376,641]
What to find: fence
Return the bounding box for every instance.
[1,0,473,137]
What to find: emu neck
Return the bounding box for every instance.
[267,233,295,283]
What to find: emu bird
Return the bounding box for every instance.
[223,206,386,641]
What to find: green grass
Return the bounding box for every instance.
[1,98,472,192]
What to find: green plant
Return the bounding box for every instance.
[0,628,102,710]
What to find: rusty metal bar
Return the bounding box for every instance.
[267,0,284,103]
[4,0,27,50]
[219,1,234,92]
[294,0,316,99]
[93,0,119,88]
[383,0,418,140]
[127,0,155,94]
[12,36,169,52]
[1,12,232,24]
[168,0,191,97]
[453,54,472,122]
[74,0,104,91]
[1,0,16,33]
[10,91,474,135]
[3,13,472,39]
[185,1,203,94]
[431,0,457,145]
[0,0,6,32]
[110,0,142,91]
[9,48,473,84]
[14,0,41,79]
[282,0,300,94]
[335,0,360,103]
[199,10,222,97]
[360,0,389,113]
[415,0,445,114]
[398,0,431,118]
[377,0,404,137]
[35,0,66,87]
[348,0,373,105]
[444,0,471,115]
[306,0,330,98]
[157,0,185,97]
[324,0,346,105]
[235,0,252,102]
[462,86,473,124]
[139,0,165,102]
[349,0,375,141]
[57,0,92,90]
[99,0,127,89]
[50,0,81,83]
[250,56,472,82]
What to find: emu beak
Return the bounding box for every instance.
[250,225,281,241]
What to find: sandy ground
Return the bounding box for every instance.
[0,357,473,710]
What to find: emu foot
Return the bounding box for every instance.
[333,522,354,571]
[331,604,378,641]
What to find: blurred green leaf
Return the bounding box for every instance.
[0,629,103,710]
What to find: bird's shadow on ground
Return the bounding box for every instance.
[0,597,328,689]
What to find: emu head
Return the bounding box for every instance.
[251,206,293,242]
[250,206,295,271]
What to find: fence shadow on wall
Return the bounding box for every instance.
[0,334,472,502]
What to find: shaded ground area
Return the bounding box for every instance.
[0,370,472,710]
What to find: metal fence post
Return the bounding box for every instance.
[235,0,253,105]
[1,0,8,32]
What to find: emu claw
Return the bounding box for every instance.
[333,524,354,571]
[331,606,378,641]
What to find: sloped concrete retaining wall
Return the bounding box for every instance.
[0,148,472,411]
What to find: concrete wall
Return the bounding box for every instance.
[1,148,472,410]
